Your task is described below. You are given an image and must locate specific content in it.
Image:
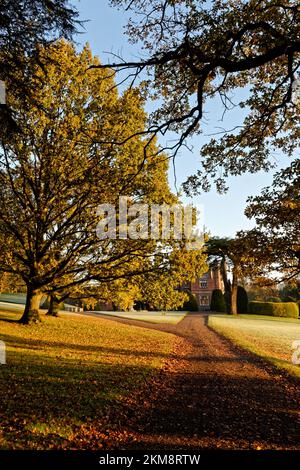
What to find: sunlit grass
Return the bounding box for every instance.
[0,293,27,304]
[0,310,176,449]
[95,310,188,324]
[208,314,300,379]
[0,301,188,325]
[0,303,24,313]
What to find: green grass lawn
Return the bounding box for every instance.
[0,303,25,313]
[0,293,27,304]
[94,310,188,324]
[208,314,300,379]
[0,310,176,449]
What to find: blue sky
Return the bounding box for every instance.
[72,0,289,237]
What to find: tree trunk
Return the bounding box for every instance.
[20,286,42,324]
[224,283,232,314]
[220,258,231,314]
[46,294,60,317]
[230,269,238,315]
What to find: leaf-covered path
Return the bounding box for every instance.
[92,312,300,450]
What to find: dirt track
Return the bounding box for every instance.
[89,312,300,450]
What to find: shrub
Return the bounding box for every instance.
[281,295,296,302]
[267,296,281,302]
[210,289,227,312]
[237,286,248,313]
[180,290,198,312]
[248,301,299,318]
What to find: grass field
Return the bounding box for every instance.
[0,310,176,449]
[0,302,24,312]
[0,293,27,304]
[94,310,188,324]
[208,314,300,379]
[0,294,188,324]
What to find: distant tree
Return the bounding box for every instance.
[280,280,300,302]
[111,284,140,312]
[237,286,248,314]
[139,247,207,311]
[205,237,249,315]
[210,289,227,313]
[139,279,187,311]
[98,247,207,312]
[244,277,281,302]
[46,293,65,317]
[239,160,300,283]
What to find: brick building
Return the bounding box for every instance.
[183,268,224,311]
[90,268,224,312]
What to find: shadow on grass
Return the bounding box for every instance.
[1,316,300,450]
[0,318,20,324]
[0,331,269,365]
[124,370,300,450]
[0,346,155,449]
[1,348,299,450]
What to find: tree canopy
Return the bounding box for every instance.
[0,40,206,323]
[107,0,300,193]
[0,0,80,134]
[239,160,300,283]
[0,0,79,75]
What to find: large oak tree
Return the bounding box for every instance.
[105,0,300,193]
[238,160,300,283]
[0,40,206,323]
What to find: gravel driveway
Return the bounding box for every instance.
[88,312,300,450]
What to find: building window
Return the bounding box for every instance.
[199,280,207,288]
[202,271,211,279]
[199,295,209,306]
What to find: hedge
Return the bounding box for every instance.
[248,301,299,318]
[237,286,248,313]
[180,290,199,312]
[210,289,227,312]
[266,297,281,303]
